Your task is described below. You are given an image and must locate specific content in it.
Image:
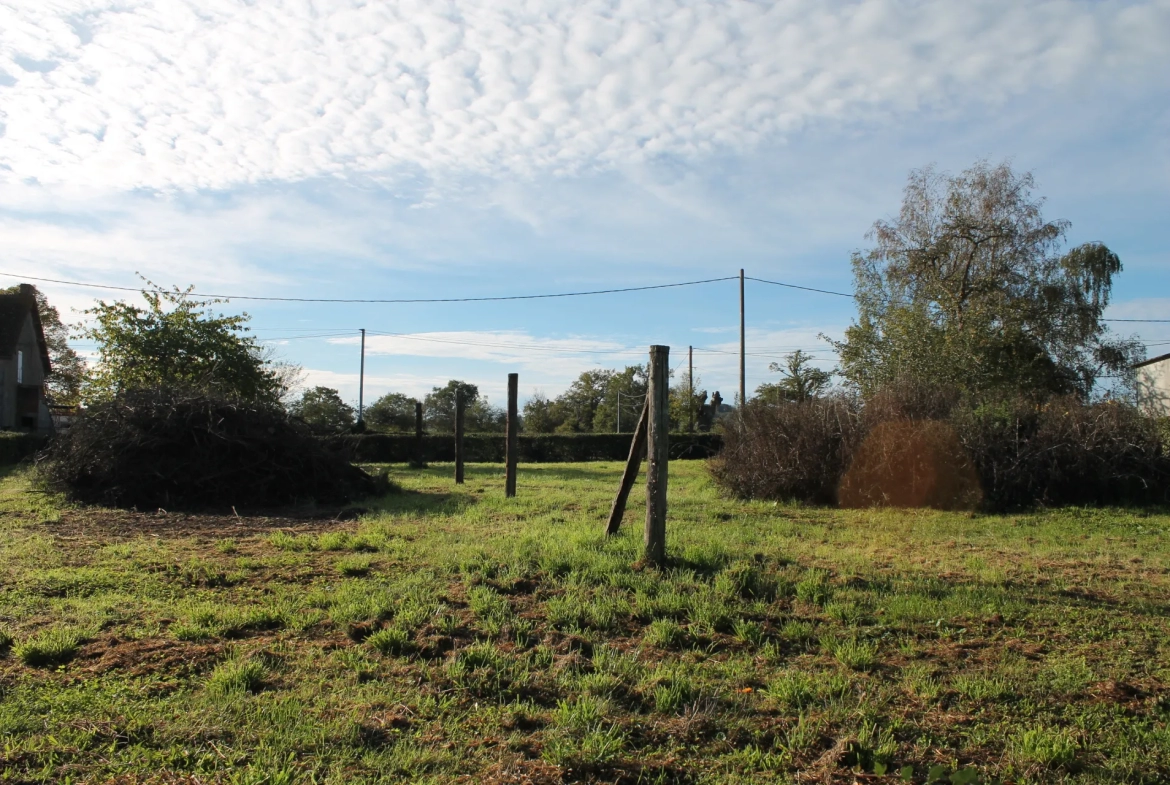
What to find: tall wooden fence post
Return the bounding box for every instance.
[455,389,465,484]
[414,401,424,467]
[645,345,670,566]
[505,373,518,497]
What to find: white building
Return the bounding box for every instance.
[1134,353,1170,416]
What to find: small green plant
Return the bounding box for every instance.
[336,555,373,577]
[732,618,766,647]
[553,695,608,731]
[268,531,317,551]
[822,635,878,670]
[367,627,413,656]
[542,724,626,766]
[0,627,12,654]
[544,594,589,630]
[652,673,700,713]
[796,569,832,605]
[215,538,238,554]
[1010,726,1078,769]
[952,674,1012,702]
[207,657,267,695]
[15,627,83,667]
[642,619,685,649]
[781,619,816,645]
[689,598,733,635]
[767,670,817,709]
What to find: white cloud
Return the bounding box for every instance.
[2,0,1166,192]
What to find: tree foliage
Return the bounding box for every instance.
[833,161,1141,399]
[290,386,355,432]
[423,380,506,433]
[80,284,286,404]
[755,350,832,403]
[2,286,86,406]
[365,392,416,432]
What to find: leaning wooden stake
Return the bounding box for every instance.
[505,373,518,498]
[645,345,670,566]
[605,398,649,535]
[455,389,465,484]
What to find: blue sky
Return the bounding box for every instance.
[1,0,1168,408]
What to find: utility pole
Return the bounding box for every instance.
[739,269,746,410]
[616,391,621,433]
[688,345,694,433]
[358,328,366,424]
[455,389,465,484]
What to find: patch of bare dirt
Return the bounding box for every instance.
[44,507,359,540]
[75,634,223,679]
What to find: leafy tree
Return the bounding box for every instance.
[833,161,1141,399]
[290,386,355,431]
[755,350,831,403]
[424,380,479,432]
[593,365,648,433]
[423,380,508,433]
[553,369,614,432]
[80,284,286,403]
[3,285,86,405]
[365,392,416,432]
[522,392,563,433]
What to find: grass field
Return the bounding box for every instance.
[1,461,1168,784]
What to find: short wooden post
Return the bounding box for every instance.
[414,401,424,466]
[605,398,648,535]
[505,373,518,497]
[455,389,465,484]
[645,345,670,566]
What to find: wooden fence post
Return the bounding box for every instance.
[605,397,648,535]
[645,345,669,566]
[455,389,465,484]
[505,373,518,497]
[414,401,424,467]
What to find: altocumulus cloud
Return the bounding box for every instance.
[1,0,1167,192]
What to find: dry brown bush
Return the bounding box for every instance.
[711,386,1170,511]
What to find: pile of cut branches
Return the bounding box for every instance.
[37,388,390,509]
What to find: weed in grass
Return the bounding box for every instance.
[779,713,821,756]
[822,635,878,670]
[336,555,373,577]
[368,627,413,656]
[0,627,12,654]
[636,586,690,620]
[580,672,623,698]
[903,664,943,701]
[643,619,686,649]
[544,594,589,631]
[268,531,317,551]
[511,617,535,648]
[652,671,701,714]
[586,590,631,631]
[15,627,83,667]
[207,657,268,695]
[857,719,899,769]
[796,568,832,605]
[553,694,609,731]
[715,561,775,600]
[732,618,766,647]
[468,585,513,636]
[592,643,642,682]
[825,600,867,626]
[1010,726,1079,769]
[448,641,516,696]
[542,723,626,766]
[781,619,816,645]
[434,612,459,636]
[215,538,238,554]
[689,597,734,635]
[952,674,1012,702]
[767,670,817,709]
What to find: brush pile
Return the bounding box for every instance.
[38,388,389,509]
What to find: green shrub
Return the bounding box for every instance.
[15,627,83,667]
[367,627,413,656]
[207,658,267,695]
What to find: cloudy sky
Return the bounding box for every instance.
[2,0,1168,407]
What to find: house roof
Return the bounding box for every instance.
[0,284,51,373]
[1133,352,1170,369]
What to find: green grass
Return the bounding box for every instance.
[1,461,1169,783]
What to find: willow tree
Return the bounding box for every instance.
[833,161,1141,399]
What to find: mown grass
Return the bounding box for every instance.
[1,461,1169,783]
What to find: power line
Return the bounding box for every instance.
[1104,319,1170,323]
[1,271,737,303]
[746,276,853,298]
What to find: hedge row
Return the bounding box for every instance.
[325,432,723,463]
[0,432,49,465]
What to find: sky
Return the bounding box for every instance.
[2,0,1168,410]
